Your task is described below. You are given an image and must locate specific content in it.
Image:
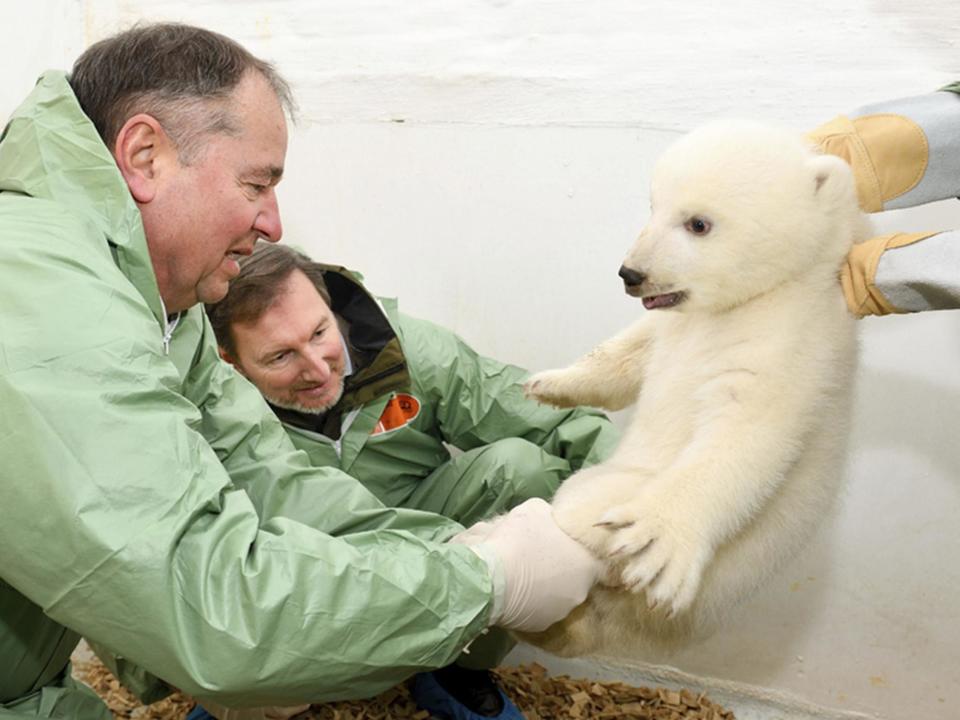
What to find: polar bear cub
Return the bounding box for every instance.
[523,120,864,655]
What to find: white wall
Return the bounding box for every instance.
[5,2,960,718]
[0,0,84,115]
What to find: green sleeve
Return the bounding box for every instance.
[183,310,470,543]
[397,313,619,473]
[0,222,493,706]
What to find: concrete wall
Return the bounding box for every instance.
[4,2,960,717]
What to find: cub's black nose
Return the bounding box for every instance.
[618,265,646,286]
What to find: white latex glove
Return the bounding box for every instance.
[449,519,496,546]
[464,498,601,633]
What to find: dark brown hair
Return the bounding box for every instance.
[69,22,295,162]
[207,242,333,357]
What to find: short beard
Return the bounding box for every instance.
[265,378,345,416]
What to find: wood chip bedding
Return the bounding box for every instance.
[72,654,735,719]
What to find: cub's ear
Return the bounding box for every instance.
[806,153,856,205]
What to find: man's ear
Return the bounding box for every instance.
[113,113,177,204]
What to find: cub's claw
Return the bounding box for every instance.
[593,519,634,530]
[597,500,713,616]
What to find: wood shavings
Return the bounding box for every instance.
[71,657,193,720]
[73,655,735,719]
[494,664,735,720]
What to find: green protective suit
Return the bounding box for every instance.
[264,271,620,670]
[268,267,618,526]
[0,73,495,716]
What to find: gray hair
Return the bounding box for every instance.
[69,22,295,163]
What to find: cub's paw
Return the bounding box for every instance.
[551,467,643,556]
[598,500,713,616]
[523,368,583,408]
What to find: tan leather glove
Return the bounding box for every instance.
[808,114,929,213]
[841,232,941,316]
[809,88,960,213]
[810,91,960,316]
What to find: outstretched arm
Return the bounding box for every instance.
[524,317,655,411]
[397,313,619,472]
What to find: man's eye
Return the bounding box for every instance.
[249,183,268,194]
[684,216,712,236]
[269,351,288,364]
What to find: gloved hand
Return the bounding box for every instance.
[807,112,928,213]
[841,231,940,316]
[807,89,960,212]
[449,520,495,546]
[809,89,960,316]
[458,498,601,633]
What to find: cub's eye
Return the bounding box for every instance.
[684,216,712,236]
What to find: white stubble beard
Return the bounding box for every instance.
[266,376,346,415]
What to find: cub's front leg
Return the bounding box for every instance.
[524,317,655,411]
[598,373,813,616]
[597,481,716,616]
[550,463,656,557]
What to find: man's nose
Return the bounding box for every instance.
[300,346,332,381]
[255,190,283,243]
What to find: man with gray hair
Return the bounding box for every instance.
[0,22,601,720]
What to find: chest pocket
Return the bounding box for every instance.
[371,393,421,436]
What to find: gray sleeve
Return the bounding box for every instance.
[876,230,960,312]
[854,91,960,210]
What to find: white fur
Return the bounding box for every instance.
[521,121,865,656]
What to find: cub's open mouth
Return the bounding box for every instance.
[642,292,685,310]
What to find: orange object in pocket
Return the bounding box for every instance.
[371,393,421,435]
